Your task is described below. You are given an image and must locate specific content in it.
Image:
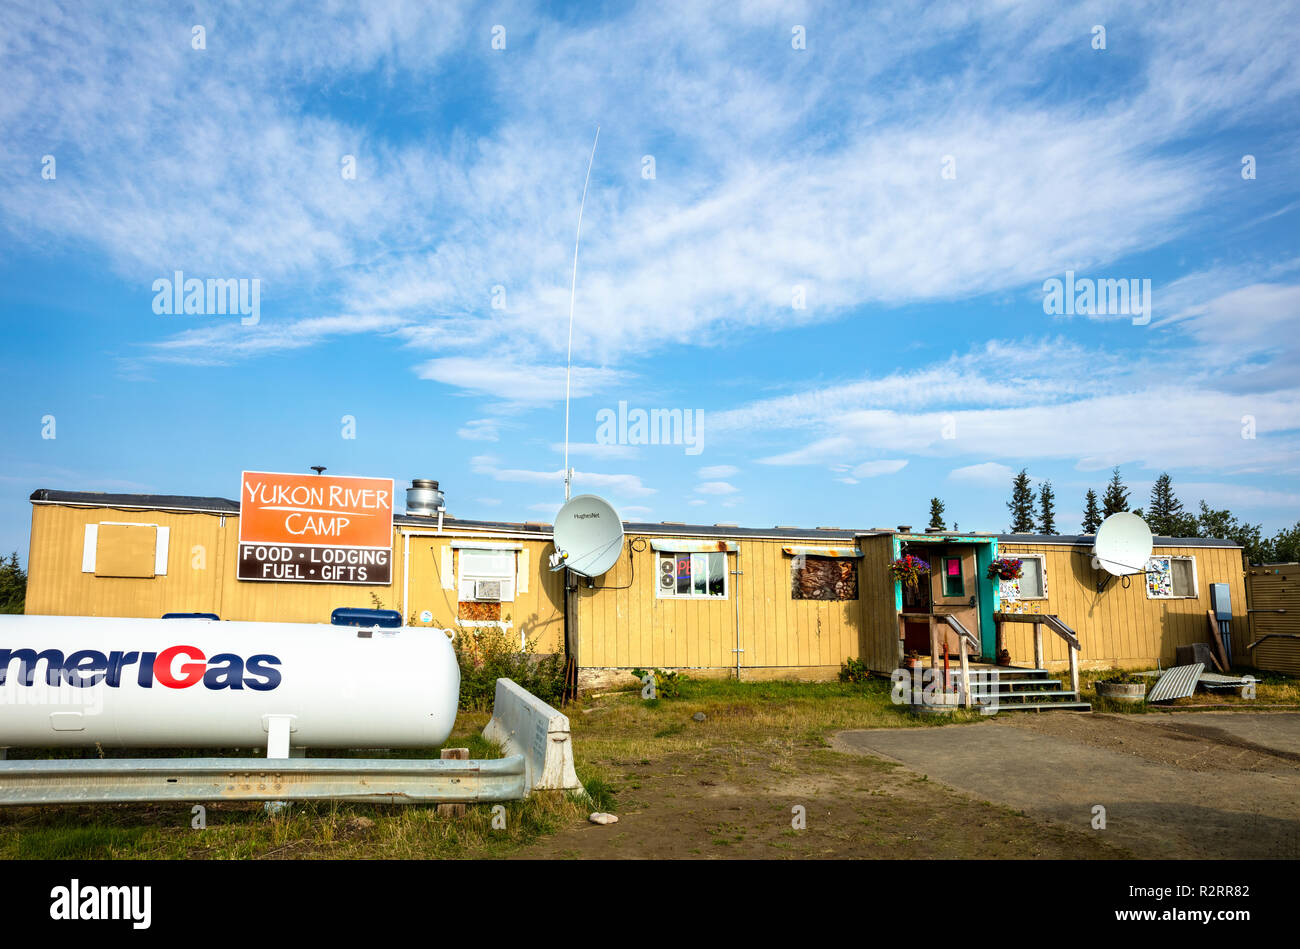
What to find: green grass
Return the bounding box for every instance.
[579,775,617,812]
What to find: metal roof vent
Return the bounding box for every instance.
[896,525,912,532]
[406,479,445,517]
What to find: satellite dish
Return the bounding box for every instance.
[1091,512,1153,577]
[550,494,624,577]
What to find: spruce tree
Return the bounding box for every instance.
[1081,490,1102,534]
[1038,480,1057,534]
[1101,467,1130,518]
[0,552,25,614]
[927,498,946,531]
[1006,468,1036,533]
[1146,472,1192,537]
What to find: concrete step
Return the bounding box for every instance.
[971,690,1078,701]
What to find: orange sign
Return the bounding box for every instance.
[239,471,394,549]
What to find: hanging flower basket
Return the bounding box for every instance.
[888,555,931,589]
[986,558,1023,581]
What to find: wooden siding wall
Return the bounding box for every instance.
[403,536,564,653]
[1246,564,1300,676]
[859,534,902,673]
[997,542,1249,670]
[575,533,898,674]
[28,503,1262,678]
[25,505,563,651]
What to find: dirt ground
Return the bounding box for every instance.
[518,710,1300,860]
[834,711,1300,859]
[516,740,1125,860]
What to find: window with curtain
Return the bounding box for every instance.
[656,551,727,599]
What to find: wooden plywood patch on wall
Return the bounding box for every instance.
[95,524,157,578]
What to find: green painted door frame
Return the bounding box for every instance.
[891,534,1000,662]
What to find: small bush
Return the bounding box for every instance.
[839,656,870,683]
[630,667,687,698]
[452,625,566,711]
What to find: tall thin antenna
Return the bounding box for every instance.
[564,125,600,501]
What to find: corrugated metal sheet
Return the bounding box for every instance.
[1247,564,1300,675]
[1147,663,1204,702]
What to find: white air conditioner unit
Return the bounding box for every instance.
[474,580,503,601]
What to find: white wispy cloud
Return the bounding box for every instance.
[470,454,655,497]
[695,481,738,495]
[7,0,1294,392]
[950,462,1016,485]
[851,460,908,478]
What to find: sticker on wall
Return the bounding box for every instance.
[419,609,433,624]
[1146,557,1173,597]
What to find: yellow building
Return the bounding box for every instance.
[25,488,1250,682]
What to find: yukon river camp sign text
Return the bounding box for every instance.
[237,471,394,585]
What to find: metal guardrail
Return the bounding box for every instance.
[0,754,528,806]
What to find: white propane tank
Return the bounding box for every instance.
[0,615,460,751]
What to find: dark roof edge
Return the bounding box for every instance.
[997,533,1242,549]
[28,489,1242,548]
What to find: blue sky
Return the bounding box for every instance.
[2,1,1298,560]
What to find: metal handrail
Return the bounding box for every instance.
[941,613,979,650]
[1041,614,1081,651]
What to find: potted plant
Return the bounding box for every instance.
[903,650,923,674]
[996,647,1012,667]
[1095,671,1147,704]
[986,558,1024,581]
[889,555,931,589]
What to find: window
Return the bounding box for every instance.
[1146,556,1197,598]
[656,551,727,599]
[941,557,964,597]
[792,555,858,601]
[457,548,516,602]
[1000,554,1047,600]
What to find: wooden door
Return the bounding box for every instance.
[930,548,980,655]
